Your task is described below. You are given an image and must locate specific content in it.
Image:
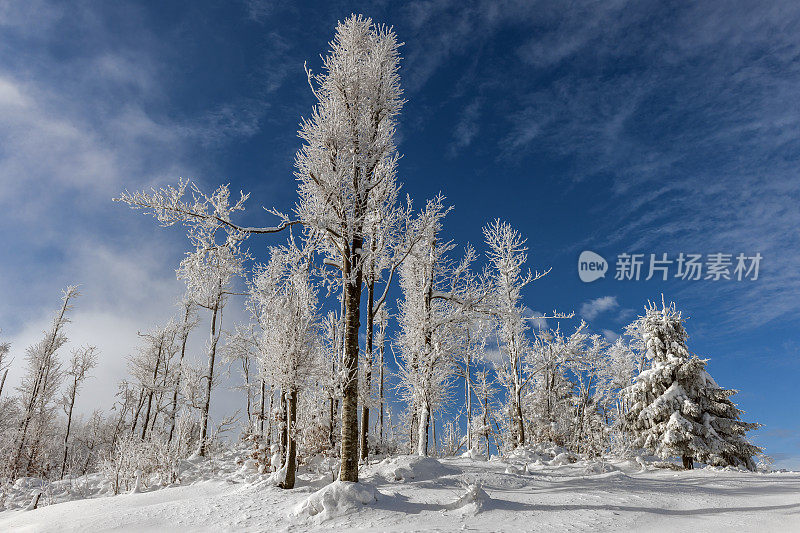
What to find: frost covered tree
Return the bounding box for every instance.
[9,286,78,478]
[622,299,761,470]
[117,14,406,483]
[250,239,320,488]
[294,15,404,481]
[168,298,198,444]
[483,220,562,449]
[0,330,11,400]
[395,198,487,456]
[128,321,180,441]
[525,324,587,447]
[60,345,98,479]
[452,316,491,453]
[178,215,247,456]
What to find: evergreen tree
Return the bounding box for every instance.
[622,298,761,470]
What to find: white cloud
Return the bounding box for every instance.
[0,2,267,427]
[580,296,619,321]
[601,329,620,343]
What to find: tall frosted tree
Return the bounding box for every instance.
[294,15,404,481]
[118,14,406,482]
[483,220,539,448]
[250,240,320,489]
[622,298,761,470]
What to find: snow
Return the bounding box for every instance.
[293,480,377,523]
[370,454,457,482]
[2,448,798,532]
[443,483,491,514]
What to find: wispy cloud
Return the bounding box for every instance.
[580,296,619,321]
[448,98,482,156]
[0,1,267,421]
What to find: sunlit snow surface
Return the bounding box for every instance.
[2,447,798,532]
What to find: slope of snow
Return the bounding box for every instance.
[2,450,798,532]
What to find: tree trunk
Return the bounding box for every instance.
[266,384,274,448]
[431,410,436,457]
[329,396,336,450]
[409,410,418,454]
[60,377,78,479]
[515,386,525,447]
[339,241,364,482]
[0,368,7,399]
[130,389,145,437]
[417,403,430,456]
[682,455,694,470]
[465,350,472,451]
[378,340,385,450]
[360,272,375,463]
[484,394,490,458]
[169,308,192,444]
[259,379,266,436]
[141,338,164,441]
[198,299,221,457]
[279,389,287,465]
[280,390,298,489]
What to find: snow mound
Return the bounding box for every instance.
[461,448,486,461]
[293,480,377,522]
[371,455,456,482]
[549,452,577,466]
[583,461,620,475]
[444,483,491,514]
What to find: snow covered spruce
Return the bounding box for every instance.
[621,298,761,470]
[0,14,771,526]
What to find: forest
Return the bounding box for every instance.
[0,17,764,507]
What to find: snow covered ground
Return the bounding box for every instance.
[2,448,798,532]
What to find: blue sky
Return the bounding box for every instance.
[1,1,798,468]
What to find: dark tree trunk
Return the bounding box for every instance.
[360,267,375,462]
[198,298,220,457]
[60,375,79,479]
[682,455,694,470]
[329,396,336,450]
[169,307,192,444]
[0,368,8,399]
[259,379,266,436]
[279,389,287,465]
[130,389,145,437]
[378,338,385,451]
[141,338,164,441]
[339,235,364,482]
